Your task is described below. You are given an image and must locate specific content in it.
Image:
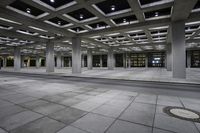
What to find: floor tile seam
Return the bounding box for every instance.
[152,127,178,133]
[152,95,158,133]
[37,98,72,108]
[103,93,139,133]
[0,91,40,100]
[8,115,47,132]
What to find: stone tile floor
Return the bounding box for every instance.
[1,67,200,84]
[0,75,200,133]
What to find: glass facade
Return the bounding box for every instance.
[6,56,14,67]
[115,54,123,67]
[148,52,165,67]
[130,53,146,67]
[64,57,71,67]
[93,55,101,67]
[191,50,200,67]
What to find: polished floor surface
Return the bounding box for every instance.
[1,67,200,84]
[0,74,200,133]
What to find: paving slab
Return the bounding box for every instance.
[157,95,182,106]
[10,117,65,133]
[92,103,126,118]
[106,120,152,133]
[0,111,43,131]
[153,128,174,133]
[48,107,87,125]
[134,94,157,105]
[72,113,115,133]
[0,128,7,133]
[0,105,26,119]
[154,114,199,133]
[57,126,88,133]
[120,102,156,126]
[33,103,66,115]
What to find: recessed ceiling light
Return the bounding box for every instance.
[155,12,159,17]
[80,14,83,19]
[111,5,115,11]
[50,0,55,3]
[58,21,61,25]
[26,8,31,14]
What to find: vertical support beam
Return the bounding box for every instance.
[81,55,85,68]
[14,47,21,71]
[72,37,81,73]
[171,21,186,78]
[69,57,72,67]
[187,50,191,68]
[100,54,103,68]
[87,49,93,70]
[21,55,24,68]
[57,53,62,69]
[166,43,172,71]
[61,56,64,67]
[128,53,131,68]
[36,55,40,68]
[123,53,126,68]
[46,41,54,72]
[107,47,114,70]
[3,56,7,68]
[145,53,148,68]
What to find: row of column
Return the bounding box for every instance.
[6,20,187,78]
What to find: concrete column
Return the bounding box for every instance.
[69,57,72,67]
[14,47,21,71]
[3,56,7,68]
[57,53,62,69]
[171,21,186,78]
[166,43,172,71]
[123,53,126,68]
[128,53,131,68]
[61,56,64,67]
[187,50,191,68]
[81,55,85,68]
[107,47,114,70]
[36,55,40,68]
[72,37,81,73]
[21,55,24,68]
[145,53,148,68]
[100,55,103,68]
[46,41,54,72]
[113,54,116,67]
[87,49,93,70]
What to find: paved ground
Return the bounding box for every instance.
[1,67,200,84]
[0,74,200,133]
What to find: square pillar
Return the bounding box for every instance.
[14,47,21,71]
[128,53,131,68]
[123,53,126,68]
[166,43,172,71]
[36,55,41,68]
[81,55,85,68]
[107,47,114,70]
[145,53,148,68]
[57,53,62,69]
[72,37,81,73]
[171,21,186,78]
[87,49,93,70]
[187,51,191,68]
[100,55,103,68]
[3,56,7,68]
[46,41,54,72]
